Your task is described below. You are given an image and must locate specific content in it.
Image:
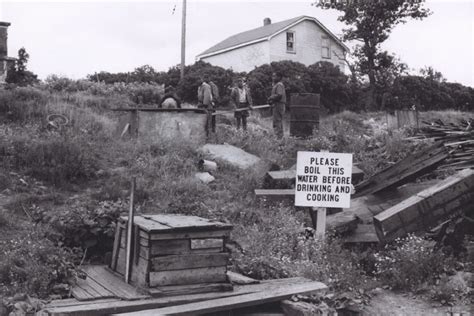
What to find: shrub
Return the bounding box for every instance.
[176,61,236,104]
[9,134,100,186]
[231,206,367,291]
[374,235,456,291]
[0,87,49,122]
[0,228,81,298]
[31,200,126,258]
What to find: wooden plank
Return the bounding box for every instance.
[80,275,116,299]
[140,229,230,241]
[343,224,379,244]
[121,234,149,249]
[46,298,118,308]
[354,142,448,198]
[110,223,123,271]
[44,278,311,316]
[148,283,233,297]
[190,238,223,250]
[116,281,328,316]
[374,169,474,242]
[149,266,228,287]
[151,253,229,271]
[83,265,149,301]
[227,271,259,285]
[326,211,359,234]
[125,178,136,284]
[142,214,233,232]
[120,216,171,233]
[150,239,190,256]
[71,281,97,301]
[254,189,295,200]
[130,255,150,288]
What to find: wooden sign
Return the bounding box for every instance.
[295,151,353,208]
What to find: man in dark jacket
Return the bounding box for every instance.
[267,72,286,138]
[230,78,253,131]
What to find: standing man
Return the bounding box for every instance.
[267,72,286,138]
[197,75,216,134]
[230,78,253,131]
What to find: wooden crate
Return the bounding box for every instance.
[110,214,233,292]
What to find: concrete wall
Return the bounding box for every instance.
[117,110,208,144]
[199,41,269,73]
[269,20,345,71]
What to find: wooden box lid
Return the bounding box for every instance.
[119,214,233,233]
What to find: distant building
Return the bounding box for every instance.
[0,22,15,83]
[196,16,348,73]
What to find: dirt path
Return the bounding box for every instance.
[362,290,472,316]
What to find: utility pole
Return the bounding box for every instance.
[180,0,187,80]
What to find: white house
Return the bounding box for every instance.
[196,16,349,73]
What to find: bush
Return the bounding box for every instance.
[374,235,456,291]
[31,200,126,259]
[231,206,367,291]
[176,61,236,104]
[0,86,49,122]
[247,61,351,111]
[9,134,100,186]
[0,229,81,298]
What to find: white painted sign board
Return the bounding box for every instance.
[295,151,353,208]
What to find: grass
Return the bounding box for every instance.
[0,85,472,301]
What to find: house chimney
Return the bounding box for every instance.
[0,22,11,59]
[263,18,271,26]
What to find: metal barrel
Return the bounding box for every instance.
[289,93,320,138]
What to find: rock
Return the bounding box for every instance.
[199,144,261,170]
[195,172,215,184]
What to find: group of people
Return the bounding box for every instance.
[161,72,287,138]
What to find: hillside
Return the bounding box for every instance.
[0,84,472,314]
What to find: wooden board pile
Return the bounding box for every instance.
[408,118,474,170]
[254,139,474,244]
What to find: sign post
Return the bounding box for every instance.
[295,151,353,237]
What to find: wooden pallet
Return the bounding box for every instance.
[44,277,326,316]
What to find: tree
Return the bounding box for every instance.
[6,47,39,86]
[316,0,431,108]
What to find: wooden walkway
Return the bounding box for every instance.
[72,265,149,301]
[44,276,326,315]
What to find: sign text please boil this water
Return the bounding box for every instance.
[295,151,353,208]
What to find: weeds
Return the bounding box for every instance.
[0,228,81,298]
[374,235,456,291]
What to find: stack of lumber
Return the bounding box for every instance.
[353,141,449,198]
[408,118,474,170]
[373,169,474,243]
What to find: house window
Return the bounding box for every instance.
[322,35,331,59]
[286,31,295,53]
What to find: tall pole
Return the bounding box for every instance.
[180,0,187,80]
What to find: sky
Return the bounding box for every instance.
[0,0,473,86]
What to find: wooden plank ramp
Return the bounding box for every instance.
[72,265,149,301]
[43,277,324,316]
[111,281,327,315]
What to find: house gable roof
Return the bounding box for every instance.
[197,15,348,59]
